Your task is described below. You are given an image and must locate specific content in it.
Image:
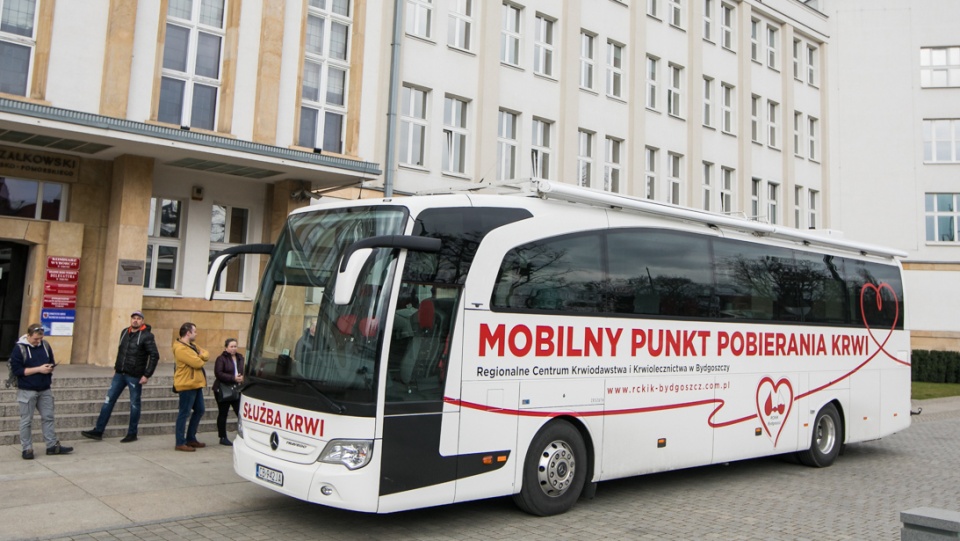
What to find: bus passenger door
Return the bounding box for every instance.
[378,284,461,511]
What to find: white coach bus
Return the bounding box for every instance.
[207,180,910,516]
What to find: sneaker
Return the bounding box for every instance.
[120,434,138,443]
[219,437,233,446]
[174,444,195,452]
[22,449,34,460]
[46,442,73,455]
[80,430,103,441]
[185,440,206,448]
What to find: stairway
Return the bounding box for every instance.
[1,364,224,445]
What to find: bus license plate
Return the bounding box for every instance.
[256,464,284,486]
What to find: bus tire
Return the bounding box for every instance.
[513,419,587,516]
[797,403,842,468]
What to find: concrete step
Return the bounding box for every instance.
[1,369,231,446]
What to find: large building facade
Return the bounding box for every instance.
[829,0,960,351]
[0,0,833,365]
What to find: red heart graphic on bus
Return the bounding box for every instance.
[755,377,793,447]
[859,283,898,352]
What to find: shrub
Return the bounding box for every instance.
[911,349,960,383]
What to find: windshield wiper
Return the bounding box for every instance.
[241,374,295,393]
[271,374,346,414]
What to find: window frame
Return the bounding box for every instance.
[0,0,39,97]
[646,55,659,110]
[158,0,228,130]
[577,129,594,188]
[298,0,352,153]
[604,136,623,193]
[667,151,683,205]
[497,109,519,180]
[399,85,428,168]
[209,203,251,295]
[767,99,779,149]
[447,0,472,51]
[702,161,713,211]
[720,3,734,51]
[607,41,625,99]
[442,95,469,175]
[531,118,552,180]
[920,46,960,88]
[925,193,960,243]
[702,76,713,127]
[533,14,555,78]
[721,82,734,134]
[667,63,683,118]
[645,146,658,200]
[720,166,734,214]
[501,3,522,66]
[580,31,595,91]
[405,0,433,40]
[145,197,185,292]
[766,24,779,70]
[807,116,819,161]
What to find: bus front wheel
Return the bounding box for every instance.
[513,419,587,516]
[797,403,842,468]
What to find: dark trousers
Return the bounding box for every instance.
[217,399,240,438]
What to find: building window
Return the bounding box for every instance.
[145,198,182,290]
[0,177,66,221]
[646,56,658,109]
[668,152,682,205]
[720,167,734,213]
[158,0,227,130]
[721,83,734,133]
[766,24,779,69]
[298,0,351,153]
[0,0,37,96]
[497,109,518,180]
[794,111,803,156]
[702,161,713,211]
[794,186,803,228]
[604,137,622,193]
[442,96,468,174]
[806,44,818,86]
[808,189,819,229]
[533,15,555,77]
[808,116,819,161]
[667,63,683,117]
[793,39,802,80]
[925,194,960,242]
[750,178,761,220]
[767,182,779,224]
[720,3,733,51]
[580,31,595,90]
[922,119,960,163]
[703,76,713,127]
[607,41,624,99]
[703,0,712,42]
[645,147,658,199]
[577,129,593,187]
[668,0,682,29]
[501,3,521,66]
[405,0,432,39]
[531,118,552,179]
[750,19,760,62]
[920,46,960,88]
[647,0,659,19]
[751,94,760,143]
[210,205,249,293]
[399,85,428,167]
[448,0,472,50]
[767,100,779,148]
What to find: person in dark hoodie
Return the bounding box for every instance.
[10,323,73,460]
[81,310,160,443]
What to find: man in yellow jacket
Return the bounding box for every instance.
[173,322,209,452]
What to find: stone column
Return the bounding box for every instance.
[88,155,154,366]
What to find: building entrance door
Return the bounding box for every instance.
[0,242,27,361]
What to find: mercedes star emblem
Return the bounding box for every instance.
[270,431,279,451]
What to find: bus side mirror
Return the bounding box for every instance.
[334,248,372,305]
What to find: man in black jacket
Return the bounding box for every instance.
[81,311,160,443]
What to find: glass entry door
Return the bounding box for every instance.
[0,242,27,361]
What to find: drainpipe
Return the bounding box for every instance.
[383,0,404,198]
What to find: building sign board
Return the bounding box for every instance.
[0,146,80,183]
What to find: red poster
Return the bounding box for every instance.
[47,256,80,270]
[42,295,76,309]
[44,283,77,295]
[46,269,79,282]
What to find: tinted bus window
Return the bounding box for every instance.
[493,232,603,313]
[606,229,715,317]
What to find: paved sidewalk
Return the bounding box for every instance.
[1,363,958,541]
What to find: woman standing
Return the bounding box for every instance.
[214,338,244,446]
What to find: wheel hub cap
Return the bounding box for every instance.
[537,440,576,497]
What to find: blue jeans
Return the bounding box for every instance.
[175,389,205,446]
[94,373,143,436]
[18,388,57,451]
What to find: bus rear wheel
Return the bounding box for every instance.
[513,420,587,516]
[797,403,842,468]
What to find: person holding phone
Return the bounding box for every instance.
[9,323,73,460]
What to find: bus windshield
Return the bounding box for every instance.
[248,205,408,406]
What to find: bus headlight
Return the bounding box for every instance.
[319,439,374,470]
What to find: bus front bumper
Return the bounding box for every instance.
[233,435,381,513]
